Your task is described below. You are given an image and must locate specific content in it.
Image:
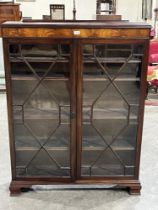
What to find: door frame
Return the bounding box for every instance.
[75,38,148,181]
[4,38,77,181]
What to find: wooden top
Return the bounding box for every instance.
[1,21,151,39]
[0,3,20,6]
[2,20,151,29]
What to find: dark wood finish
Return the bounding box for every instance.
[42,15,51,20]
[70,40,77,181]
[128,184,141,195]
[76,40,82,179]
[2,21,150,195]
[96,14,122,20]
[2,21,151,28]
[9,179,141,195]
[3,38,17,180]
[1,21,150,39]
[22,19,128,23]
[134,40,150,179]
[0,3,20,23]
[2,28,149,39]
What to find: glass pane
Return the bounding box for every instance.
[10,43,71,177]
[81,43,144,177]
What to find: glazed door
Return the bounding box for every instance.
[6,38,147,181]
[78,40,146,178]
[7,40,76,180]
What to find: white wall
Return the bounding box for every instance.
[117,0,142,22]
[75,0,96,20]
[15,0,146,22]
[156,0,158,7]
[15,0,96,20]
[1,0,157,85]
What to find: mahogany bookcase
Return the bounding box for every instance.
[1,21,150,195]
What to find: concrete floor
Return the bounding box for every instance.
[0,93,158,210]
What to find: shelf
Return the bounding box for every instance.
[81,165,135,176]
[11,75,140,82]
[10,56,141,64]
[83,57,141,64]
[14,111,60,120]
[82,165,135,170]
[82,149,135,167]
[82,146,134,151]
[83,75,140,81]
[83,120,138,126]
[82,140,134,151]
[15,133,135,151]
[13,107,70,121]
[13,107,138,120]
[15,140,134,152]
[83,108,138,120]
[16,148,70,172]
[82,125,137,150]
[16,147,69,151]
[84,50,143,55]
[10,56,70,63]
[11,75,69,81]
[16,165,70,177]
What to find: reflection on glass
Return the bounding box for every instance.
[81,43,143,177]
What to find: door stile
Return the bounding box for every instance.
[3,39,17,179]
[70,40,78,181]
[134,40,150,179]
[76,40,83,179]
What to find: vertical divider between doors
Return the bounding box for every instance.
[76,40,83,179]
[70,40,78,181]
